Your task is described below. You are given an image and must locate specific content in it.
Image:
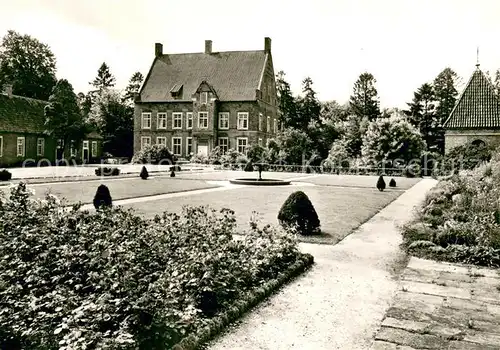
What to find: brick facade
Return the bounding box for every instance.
[444,129,500,153]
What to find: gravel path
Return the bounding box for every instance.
[207,178,438,350]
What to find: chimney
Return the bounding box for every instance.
[264,37,271,53]
[155,43,163,57]
[2,84,12,98]
[205,40,212,54]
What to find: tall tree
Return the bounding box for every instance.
[349,72,381,121]
[433,67,460,153]
[44,79,88,155]
[90,62,116,91]
[123,71,144,104]
[275,71,298,129]
[297,77,322,128]
[342,114,370,158]
[406,83,439,151]
[0,30,57,100]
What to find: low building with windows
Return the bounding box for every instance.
[134,37,279,158]
[0,85,103,167]
[443,64,500,153]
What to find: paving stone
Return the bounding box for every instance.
[448,340,500,350]
[382,317,429,333]
[468,267,500,279]
[393,291,445,311]
[407,258,470,276]
[401,280,472,300]
[375,326,449,349]
[464,331,500,347]
[473,320,500,334]
[372,340,420,349]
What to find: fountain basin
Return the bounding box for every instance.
[229,178,291,186]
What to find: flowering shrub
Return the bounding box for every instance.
[0,183,305,349]
[402,157,500,267]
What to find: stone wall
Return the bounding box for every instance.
[445,129,500,153]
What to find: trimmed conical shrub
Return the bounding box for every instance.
[278,191,320,235]
[170,170,175,177]
[140,166,149,180]
[93,184,112,209]
[377,176,386,191]
[389,178,396,187]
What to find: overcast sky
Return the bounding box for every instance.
[1,0,499,108]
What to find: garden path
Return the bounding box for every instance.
[206,178,438,350]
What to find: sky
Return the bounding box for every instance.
[1,0,499,109]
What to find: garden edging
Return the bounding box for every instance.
[171,253,315,350]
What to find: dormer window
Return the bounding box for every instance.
[200,92,208,104]
[170,84,183,99]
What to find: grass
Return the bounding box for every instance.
[4,176,220,205]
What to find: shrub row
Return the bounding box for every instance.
[0,184,309,349]
[0,169,12,181]
[95,167,120,176]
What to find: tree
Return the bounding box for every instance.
[276,129,314,165]
[297,77,321,128]
[0,30,57,100]
[433,68,460,153]
[406,83,439,151]
[361,113,426,166]
[342,114,370,158]
[123,71,143,104]
[44,79,88,156]
[349,72,381,121]
[90,62,116,91]
[320,100,349,123]
[275,71,299,129]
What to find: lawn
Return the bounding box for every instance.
[4,176,220,205]
[121,182,407,244]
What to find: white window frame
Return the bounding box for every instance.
[267,116,270,132]
[237,112,249,130]
[70,140,77,157]
[16,137,25,157]
[172,112,183,129]
[200,92,208,105]
[187,112,193,129]
[198,111,209,129]
[141,136,151,150]
[157,112,167,129]
[258,114,263,131]
[218,112,229,130]
[156,136,167,146]
[172,137,182,156]
[237,137,248,154]
[36,138,45,156]
[186,137,193,155]
[218,137,229,154]
[141,112,151,129]
[274,118,277,133]
[0,136,3,157]
[91,141,98,157]
[258,138,263,147]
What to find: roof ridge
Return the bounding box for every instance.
[1,94,49,104]
[160,49,265,56]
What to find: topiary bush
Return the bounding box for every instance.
[376,175,386,191]
[95,167,120,176]
[170,170,175,177]
[140,166,149,180]
[93,184,112,209]
[244,161,254,172]
[389,178,396,187]
[278,191,320,235]
[0,169,12,181]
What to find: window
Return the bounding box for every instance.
[218,137,228,154]
[267,116,270,132]
[187,112,193,129]
[37,138,45,156]
[237,138,248,154]
[198,111,209,129]
[274,118,277,133]
[141,112,151,129]
[17,137,25,157]
[258,114,262,131]
[141,136,151,150]
[156,137,167,146]
[157,113,167,129]
[200,92,208,104]
[70,140,77,157]
[172,137,182,156]
[186,137,193,155]
[0,136,3,157]
[237,112,248,130]
[91,141,98,157]
[218,112,229,129]
[173,112,182,129]
[258,138,263,147]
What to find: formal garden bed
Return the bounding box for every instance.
[401,152,500,267]
[0,183,314,349]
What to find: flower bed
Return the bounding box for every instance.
[401,156,500,267]
[0,183,313,349]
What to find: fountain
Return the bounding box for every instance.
[229,162,291,186]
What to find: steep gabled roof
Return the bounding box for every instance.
[139,50,268,102]
[0,93,48,134]
[443,67,500,129]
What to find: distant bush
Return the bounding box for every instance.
[376,175,386,191]
[95,167,120,176]
[244,161,254,172]
[170,165,182,172]
[93,184,112,209]
[131,144,176,165]
[140,166,149,180]
[278,191,320,236]
[0,169,12,181]
[170,170,175,177]
[389,178,396,187]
